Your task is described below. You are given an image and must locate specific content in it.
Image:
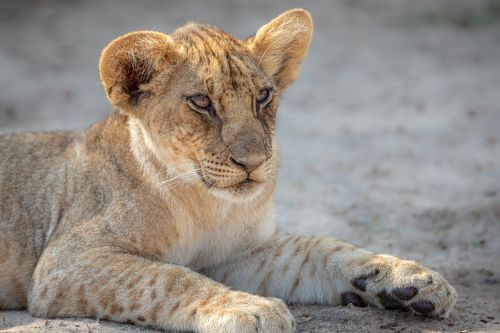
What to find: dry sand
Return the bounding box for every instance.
[0,0,499,332]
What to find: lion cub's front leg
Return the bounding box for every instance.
[205,232,457,317]
[29,245,295,333]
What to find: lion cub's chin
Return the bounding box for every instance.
[207,180,266,203]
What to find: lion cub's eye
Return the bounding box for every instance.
[188,94,212,111]
[256,88,272,105]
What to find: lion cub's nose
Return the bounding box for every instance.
[231,153,266,173]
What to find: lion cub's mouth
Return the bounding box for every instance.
[196,167,262,192]
[232,177,262,190]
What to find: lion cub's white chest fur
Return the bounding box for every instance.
[161,195,276,271]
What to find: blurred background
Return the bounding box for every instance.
[1,0,499,331]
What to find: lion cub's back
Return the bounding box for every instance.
[0,131,75,309]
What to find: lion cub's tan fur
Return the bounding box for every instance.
[0,9,456,332]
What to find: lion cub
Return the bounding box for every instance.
[0,9,456,332]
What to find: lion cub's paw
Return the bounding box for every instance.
[201,293,295,333]
[343,254,457,317]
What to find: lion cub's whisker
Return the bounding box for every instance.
[153,168,203,192]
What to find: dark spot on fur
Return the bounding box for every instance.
[392,287,418,300]
[341,292,366,307]
[352,278,367,291]
[378,290,406,310]
[128,91,142,106]
[352,269,380,291]
[411,301,435,314]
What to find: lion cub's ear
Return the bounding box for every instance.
[249,9,313,90]
[99,31,177,113]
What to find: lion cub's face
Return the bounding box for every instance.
[99,9,312,201]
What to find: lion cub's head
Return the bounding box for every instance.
[99,9,312,201]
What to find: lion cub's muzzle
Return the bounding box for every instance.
[199,120,272,190]
[200,141,271,190]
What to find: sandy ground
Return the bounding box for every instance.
[1,0,500,332]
